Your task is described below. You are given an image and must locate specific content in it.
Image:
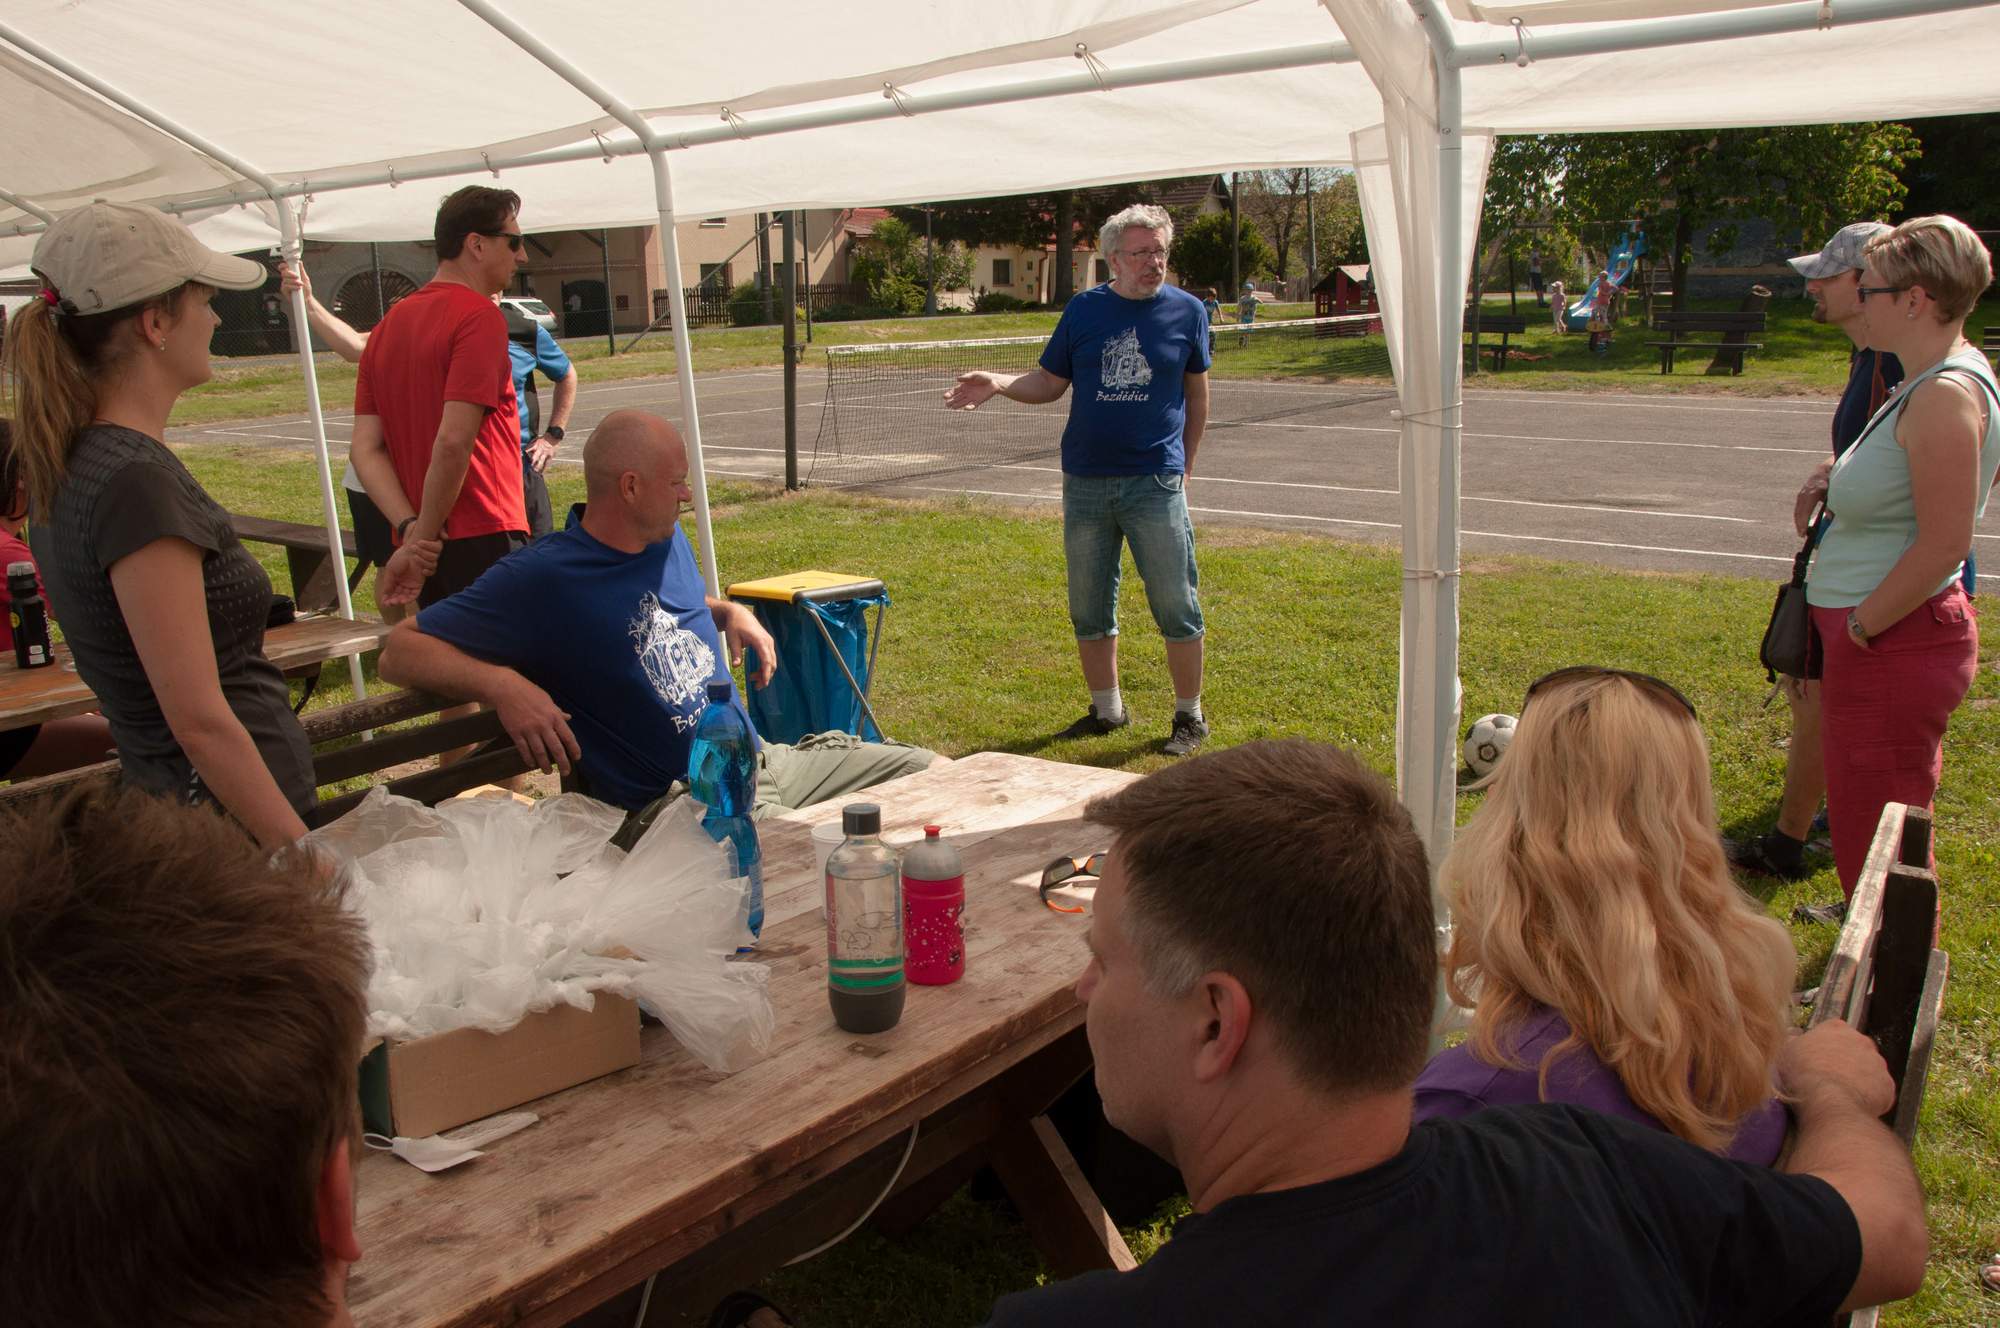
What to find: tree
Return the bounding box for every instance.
[1898,112,2000,229]
[1307,172,1368,275]
[1483,123,1919,308]
[850,216,974,315]
[1239,169,1355,283]
[1174,212,1275,293]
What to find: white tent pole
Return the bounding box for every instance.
[1450,0,1997,65]
[277,202,370,703]
[0,25,368,699]
[0,38,1360,241]
[454,0,723,590]
[0,187,52,223]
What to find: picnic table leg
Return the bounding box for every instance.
[987,1114,1138,1278]
[287,546,339,613]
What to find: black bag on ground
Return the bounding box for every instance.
[1760,514,1822,682]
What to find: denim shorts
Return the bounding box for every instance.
[1062,472,1204,642]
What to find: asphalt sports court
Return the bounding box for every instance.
[171,359,2000,587]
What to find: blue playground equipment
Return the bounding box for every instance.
[1562,227,1648,332]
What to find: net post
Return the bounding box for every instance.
[783,210,800,490]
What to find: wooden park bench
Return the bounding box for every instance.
[1809,802,1949,1328]
[1646,309,1767,375]
[231,513,375,614]
[1981,325,1999,366]
[0,687,531,821]
[1463,310,1530,371]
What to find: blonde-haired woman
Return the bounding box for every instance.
[1800,215,1997,902]
[1415,668,1798,1163]
[3,203,314,847]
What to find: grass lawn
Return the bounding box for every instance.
[173,442,1999,1326]
[1464,292,2000,397]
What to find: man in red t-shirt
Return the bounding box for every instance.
[351,186,529,608]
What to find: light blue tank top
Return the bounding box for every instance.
[1807,348,2000,607]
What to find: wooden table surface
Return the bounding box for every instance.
[349,750,1135,1328]
[0,613,393,734]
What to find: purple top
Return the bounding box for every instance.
[1414,1005,1789,1166]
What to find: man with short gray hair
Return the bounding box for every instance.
[944,203,1214,756]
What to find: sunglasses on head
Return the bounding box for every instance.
[1524,666,1697,720]
[1038,852,1104,914]
[478,229,526,253]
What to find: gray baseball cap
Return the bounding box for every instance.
[1788,221,1892,279]
[32,201,266,315]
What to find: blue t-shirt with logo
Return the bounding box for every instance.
[1040,284,1212,476]
[508,326,574,451]
[414,505,749,811]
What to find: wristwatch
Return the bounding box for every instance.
[542,425,565,443]
[1846,610,1872,646]
[395,516,418,546]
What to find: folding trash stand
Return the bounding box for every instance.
[725,570,890,743]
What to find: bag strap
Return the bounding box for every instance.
[1788,508,1824,587]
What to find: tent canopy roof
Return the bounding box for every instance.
[2,0,1996,258]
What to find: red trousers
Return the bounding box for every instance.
[1812,587,1977,897]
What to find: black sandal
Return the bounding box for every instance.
[708,1290,797,1328]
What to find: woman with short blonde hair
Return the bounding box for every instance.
[1416,668,1798,1161]
[1800,215,1996,900]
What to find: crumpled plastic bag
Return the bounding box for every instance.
[309,787,773,1073]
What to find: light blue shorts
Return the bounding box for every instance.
[1061,472,1204,643]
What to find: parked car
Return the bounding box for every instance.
[500,296,557,336]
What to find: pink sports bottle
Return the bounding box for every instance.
[900,825,965,986]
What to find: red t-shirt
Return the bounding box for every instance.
[354,281,525,540]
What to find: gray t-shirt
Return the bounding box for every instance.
[29,425,315,818]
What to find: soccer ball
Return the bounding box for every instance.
[1462,713,1518,777]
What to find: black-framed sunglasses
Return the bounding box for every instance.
[1039,852,1105,914]
[478,229,526,253]
[1525,666,1697,720]
[1856,284,1908,301]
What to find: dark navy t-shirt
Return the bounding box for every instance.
[1040,283,1211,477]
[985,1105,1861,1328]
[1832,348,1904,458]
[414,505,748,811]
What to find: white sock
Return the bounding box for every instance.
[1091,686,1125,722]
[1175,695,1203,721]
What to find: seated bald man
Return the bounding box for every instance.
[379,409,939,833]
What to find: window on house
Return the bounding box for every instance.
[1094,258,1110,283]
[698,262,730,291]
[700,217,727,228]
[991,258,1013,286]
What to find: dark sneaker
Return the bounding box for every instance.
[1059,704,1131,739]
[1793,899,1848,926]
[1723,832,1810,882]
[1162,712,1209,757]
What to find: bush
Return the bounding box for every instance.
[727,279,771,327]
[974,291,1030,314]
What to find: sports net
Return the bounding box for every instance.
[805,312,1396,492]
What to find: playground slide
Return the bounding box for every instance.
[1563,228,1647,332]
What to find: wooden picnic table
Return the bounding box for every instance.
[0,613,394,734]
[349,750,1139,1328]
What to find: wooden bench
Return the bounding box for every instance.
[1646,310,1767,375]
[1809,802,1948,1328]
[0,687,531,822]
[231,513,374,614]
[1463,311,1530,371]
[1982,325,1999,365]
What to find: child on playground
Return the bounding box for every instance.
[1586,269,1616,353]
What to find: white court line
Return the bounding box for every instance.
[1464,389,1830,416]
[988,462,1753,523]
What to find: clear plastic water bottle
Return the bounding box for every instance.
[826,802,905,1033]
[688,679,763,940]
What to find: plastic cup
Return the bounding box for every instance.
[810,822,847,919]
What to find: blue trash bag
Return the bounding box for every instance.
[739,591,888,744]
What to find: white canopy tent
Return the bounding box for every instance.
[3,0,1997,878]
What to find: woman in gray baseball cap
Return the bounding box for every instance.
[2,202,316,847]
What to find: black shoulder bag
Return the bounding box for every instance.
[1758,509,1822,683]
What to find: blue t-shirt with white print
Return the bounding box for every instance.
[1040,283,1212,477]
[414,504,750,812]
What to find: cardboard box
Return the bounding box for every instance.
[359,994,641,1138]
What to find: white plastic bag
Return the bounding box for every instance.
[309,788,773,1072]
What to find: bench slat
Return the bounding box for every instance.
[313,708,507,785]
[316,741,533,823]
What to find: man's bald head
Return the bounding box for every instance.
[582,409,686,502]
